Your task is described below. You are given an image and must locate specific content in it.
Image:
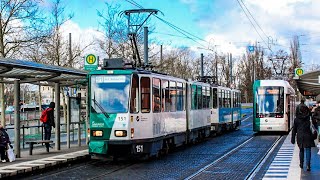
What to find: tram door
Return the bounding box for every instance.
[286,94,290,130]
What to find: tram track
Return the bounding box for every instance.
[24,158,136,180]
[245,135,284,179]
[185,136,255,180]
[185,134,284,180]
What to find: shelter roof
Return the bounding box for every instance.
[295,70,320,96]
[0,58,87,86]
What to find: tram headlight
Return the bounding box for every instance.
[93,130,103,137]
[131,128,134,138]
[115,130,127,137]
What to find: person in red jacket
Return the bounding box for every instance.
[43,102,55,152]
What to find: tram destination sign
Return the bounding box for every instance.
[84,54,98,71]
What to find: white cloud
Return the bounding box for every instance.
[60,20,106,61]
[195,0,320,65]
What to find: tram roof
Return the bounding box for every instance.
[295,70,320,96]
[0,58,87,86]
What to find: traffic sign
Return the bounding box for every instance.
[295,68,304,77]
[248,45,254,52]
[84,54,98,71]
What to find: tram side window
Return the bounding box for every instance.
[209,88,213,109]
[202,87,207,109]
[232,92,236,108]
[212,88,217,108]
[191,85,197,110]
[197,86,202,109]
[222,90,226,108]
[225,90,230,108]
[177,82,184,111]
[234,92,237,107]
[183,83,186,111]
[218,89,223,108]
[130,75,139,113]
[238,92,240,107]
[153,78,161,113]
[162,80,170,112]
[206,88,210,109]
[170,81,177,112]
[140,77,150,113]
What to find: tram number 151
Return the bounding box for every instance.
[136,145,143,153]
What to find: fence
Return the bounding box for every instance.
[5,121,87,149]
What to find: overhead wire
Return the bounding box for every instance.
[124,0,208,48]
[240,0,269,41]
[236,0,271,52]
[151,31,195,39]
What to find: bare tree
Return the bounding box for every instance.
[0,0,46,58]
[97,2,128,59]
[0,0,47,126]
[236,43,271,103]
[41,0,92,122]
[149,47,195,79]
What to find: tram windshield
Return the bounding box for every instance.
[255,86,284,118]
[90,75,130,114]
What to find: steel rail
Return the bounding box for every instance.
[245,135,283,180]
[185,136,255,180]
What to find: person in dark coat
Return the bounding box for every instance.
[295,97,306,114]
[312,100,320,142]
[291,104,316,171]
[0,125,10,162]
[44,102,55,152]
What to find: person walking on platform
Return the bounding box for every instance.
[312,100,320,142]
[0,125,10,162]
[43,102,55,152]
[291,104,316,171]
[296,97,306,113]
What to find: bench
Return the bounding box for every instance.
[25,140,53,155]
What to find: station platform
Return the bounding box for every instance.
[0,142,90,179]
[263,133,320,180]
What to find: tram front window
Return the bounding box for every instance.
[90,75,130,113]
[256,86,284,118]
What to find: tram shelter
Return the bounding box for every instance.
[0,58,87,158]
[294,69,320,99]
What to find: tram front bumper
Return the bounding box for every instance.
[89,140,108,154]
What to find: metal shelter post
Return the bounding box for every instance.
[55,82,61,150]
[67,96,70,148]
[85,87,89,145]
[0,81,5,127]
[14,80,21,158]
[78,103,81,147]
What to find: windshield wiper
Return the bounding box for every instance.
[91,99,110,118]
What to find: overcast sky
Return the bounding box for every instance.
[51,0,320,70]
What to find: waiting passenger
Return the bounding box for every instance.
[43,102,55,152]
[0,125,10,162]
[291,104,316,171]
[295,97,306,113]
[312,100,320,142]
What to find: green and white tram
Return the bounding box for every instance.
[253,80,295,133]
[88,58,242,158]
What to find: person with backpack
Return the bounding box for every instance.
[41,102,55,152]
[0,125,10,162]
[291,104,316,171]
